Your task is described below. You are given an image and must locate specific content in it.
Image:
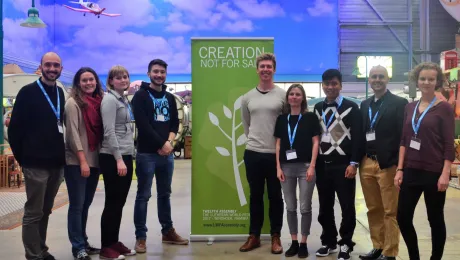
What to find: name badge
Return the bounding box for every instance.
[58,121,63,134]
[157,115,165,122]
[410,137,421,150]
[321,133,331,143]
[286,149,297,160]
[366,131,376,141]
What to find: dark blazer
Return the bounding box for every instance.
[360,90,408,169]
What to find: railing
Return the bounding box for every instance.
[0,144,22,188]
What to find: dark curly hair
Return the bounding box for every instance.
[283,83,308,114]
[409,62,445,90]
[71,67,104,108]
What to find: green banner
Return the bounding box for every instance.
[191,38,274,240]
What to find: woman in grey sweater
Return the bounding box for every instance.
[98,65,136,259]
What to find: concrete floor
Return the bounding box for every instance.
[0,159,459,260]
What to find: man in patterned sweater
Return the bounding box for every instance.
[313,69,363,260]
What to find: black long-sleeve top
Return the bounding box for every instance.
[8,79,66,169]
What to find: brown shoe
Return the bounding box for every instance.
[239,235,261,252]
[162,228,190,245]
[135,239,146,253]
[271,233,283,254]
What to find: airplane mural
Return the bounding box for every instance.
[63,0,121,18]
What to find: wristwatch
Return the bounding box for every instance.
[350,162,359,168]
[397,168,404,172]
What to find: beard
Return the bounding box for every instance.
[41,69,61,82]
[150,77,165,86]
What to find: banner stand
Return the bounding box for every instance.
[190,234,272,243]
[190,37,275,241]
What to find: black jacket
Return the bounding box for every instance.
[131,82,179,153]
[360,90,408,169]
[8,79,66,169]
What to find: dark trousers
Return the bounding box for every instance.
[64,165,100,256]
[99,154,133,248]
[397,168,446,260]
[244,149,283,236]
[316,162,356,248]
[22,167,64,260]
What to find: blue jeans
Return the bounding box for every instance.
[134,153,174,239]
[64,165,100,256]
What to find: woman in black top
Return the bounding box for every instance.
[274,84,321,258]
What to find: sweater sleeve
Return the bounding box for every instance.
[241,94,250,137]
[168,94,179,134]
[101,96,122,160]
[442,103,455,162]
[132,91,165,149]
[64,100,84,153]
[7,87,28,164]
[350,103,364,163]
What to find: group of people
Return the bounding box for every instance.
[8,52,189,260]
[6,51,454,260]
[239,53,454,260]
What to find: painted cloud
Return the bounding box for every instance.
[307,0,335,17]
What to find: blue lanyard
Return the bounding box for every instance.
[148,92,167,109]
[368,101,384,130]
[125,101,134,121]
[287,114,302,149]
[110,91,134,121]
[322,96,343,130]
[36,80,60,121]
[412,97,436,136]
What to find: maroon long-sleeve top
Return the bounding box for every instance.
[400,101,455,173]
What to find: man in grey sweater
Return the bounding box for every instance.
[239,53,285,254]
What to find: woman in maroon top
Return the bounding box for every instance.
[394,62,454,260]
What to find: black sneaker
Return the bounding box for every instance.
[75,251,91,260]
[316,245,338,257]
[337,244,352,260]
[285,240,299,257]
[298,243,309,258]
[85,244,100,255]
[44,254,56,260]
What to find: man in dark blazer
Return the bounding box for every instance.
[358,66,408,260]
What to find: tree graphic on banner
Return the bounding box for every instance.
[208,95,247,206]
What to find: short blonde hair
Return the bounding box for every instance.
[256,53,276,70]
[410,62,445,90]
[107,65,130,90]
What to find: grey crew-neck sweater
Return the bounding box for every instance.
[241,86,285,154]
[100,89,134,159]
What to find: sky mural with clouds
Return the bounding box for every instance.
[3,0,338,81]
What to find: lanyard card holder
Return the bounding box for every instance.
[366,131,376,141]
[286,149,297,160]
[410,136,421,150]
[321,133,331,143]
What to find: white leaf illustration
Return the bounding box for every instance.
[234,95,243,110]
[223,105,232,119]
[209,112,219,126]
[236,134,247,146]
[215,147,230,156]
